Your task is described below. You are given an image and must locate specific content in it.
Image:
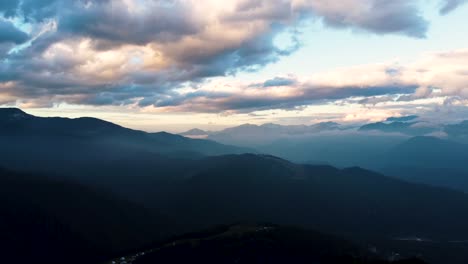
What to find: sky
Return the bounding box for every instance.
[1,0,468,132]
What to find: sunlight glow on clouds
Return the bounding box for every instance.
[0,0,468,130]
[137,48,468,115]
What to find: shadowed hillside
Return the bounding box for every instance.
[0,168,172,264]
[130,224,426,264]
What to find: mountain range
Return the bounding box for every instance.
[180,115,468,146]
[2,108,468,263]
[180,117,468,193]
[0,108,250,157]
[181,122,345,145]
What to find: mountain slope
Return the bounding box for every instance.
[0,108,252,181]
[259,133,407,166]
[383,136,468,169]
[140,154,468,243]
[373,136,468,192]
[180,128,209,138]
[0,167,172,264]
[204,122,343,146]
[444,120,468,142]
[2,109,468,263]
[130,224,426,264]
[0,108,250,157]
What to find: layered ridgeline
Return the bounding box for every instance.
[378,136,468,192]
[0,108,252,184]
[180,119,468,193]
[2,108,468,263]
[0,108,251,160]
[260,135,468,193]
[150,155,468,240]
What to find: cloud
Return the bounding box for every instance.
[0,1,20,17]
[140,80,417,113]
[440,0,468,14]
[262,77,297,87]
[303,0,428,38]
[58,1,199,47]
[0,19,29,44]
[0,0,453,111]
[135,48,468,113]
[0,19,29,58]
[3,47,468,114]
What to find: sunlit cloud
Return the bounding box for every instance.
[0,0,467,130]
[0,0,434,106]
